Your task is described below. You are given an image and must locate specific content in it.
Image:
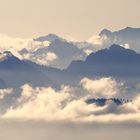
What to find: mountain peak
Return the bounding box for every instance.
[124,26,133,30]
[3,51,14,57]
[47,33,60,38]
[109,44,125,50]
[99,27,140,37]
[123,26,140,31]
[99,28,112,36]
[67,43,140,76]
[0,51,15,62]
[94,44,137,56]
[34,33,63,42]
[107,44,137,56]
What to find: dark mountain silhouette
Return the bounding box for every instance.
[86,98,130,106]
[0,51,39,71]
[1,44,140,88]
[0,51,60,88]
[66,44,140,77]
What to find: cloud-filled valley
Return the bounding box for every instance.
[0,76,139,124]
[0,27,140,140]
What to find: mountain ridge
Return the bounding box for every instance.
[66,44,140,77]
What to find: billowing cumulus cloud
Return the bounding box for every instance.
[46,52,58,61]
[80,77,121,98]
[2,84,101,121]
[0,34,50,52]
[0,77,140,124]
[2,85,80,121]
[35,52,58,66]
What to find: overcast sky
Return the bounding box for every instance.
[0,0,140,40]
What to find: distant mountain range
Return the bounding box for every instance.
[18,27,140,69]
[1,44,140,88]
[20,34,86,69]
[0,27,140,119]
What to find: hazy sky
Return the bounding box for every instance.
[0,0,140,40]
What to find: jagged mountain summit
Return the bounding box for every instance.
[34,33,64,42]
[99,27,140,52]
[0,51,13,61]
[100,27,140,39]
[22,36,86,69]
[0,51,35,70]
[18,27,140,69]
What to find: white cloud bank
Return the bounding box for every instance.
[0,34,50,52]
[80,77,121,98]
[3,84,94,121]
[87,35,109,46]
[0,77,140,123]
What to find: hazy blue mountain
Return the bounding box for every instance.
[2,44,140,88]
[22,27,140,69]
[99,29,113,37]
[0,51,39,71]
[0,51,79,88]
[23,38,86,69]
[100,27,140,40]
[0,51,59,88]
[66,44,140,77]
[46,39,86,68]
[34,33,64,42]
[99,27,140,52]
